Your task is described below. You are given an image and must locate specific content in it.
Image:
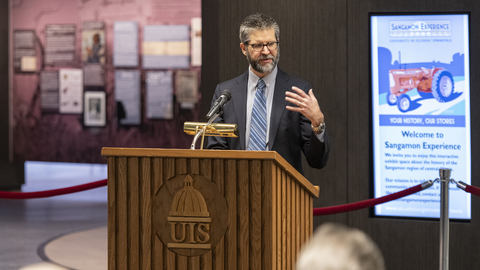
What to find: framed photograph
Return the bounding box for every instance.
[84,91,106,127]
[82,30,106,64]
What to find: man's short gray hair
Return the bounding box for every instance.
[296,223,386,270]
[239,13,280,44]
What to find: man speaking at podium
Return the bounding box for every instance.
[206,13,330,175]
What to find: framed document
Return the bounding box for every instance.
[59,69,83,114]
[84,91,106,127]
[115,70,141,125]
[146,71,173,119]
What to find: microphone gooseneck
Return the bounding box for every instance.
[206,90,231,119]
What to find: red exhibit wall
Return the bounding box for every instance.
[10,0,201,163]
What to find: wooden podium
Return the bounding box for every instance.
[102,147,319,270]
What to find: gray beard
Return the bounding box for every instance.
[246,48,280,74]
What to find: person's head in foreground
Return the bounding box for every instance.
[296,223,386,270]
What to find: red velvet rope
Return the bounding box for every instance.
[313,183,424,216]
[465,184,480,197]
[2,177,478,212]
[0,179,107,199]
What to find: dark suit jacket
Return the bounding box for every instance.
[206,68,330,175]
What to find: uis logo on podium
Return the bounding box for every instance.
[168,175,212,249]
[153,174,229,257]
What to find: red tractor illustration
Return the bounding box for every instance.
[387,67,455,112]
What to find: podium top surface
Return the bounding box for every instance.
[102,147,319,197]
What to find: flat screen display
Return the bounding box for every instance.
[371,14,471,219]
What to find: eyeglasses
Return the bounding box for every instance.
[247,41,279,52]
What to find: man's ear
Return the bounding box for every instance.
[240,43,247,56]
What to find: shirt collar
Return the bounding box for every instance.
[248,66,278,89]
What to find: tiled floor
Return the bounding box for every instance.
[0,162,108,270]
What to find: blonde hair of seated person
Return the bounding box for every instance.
[296,223,385,270]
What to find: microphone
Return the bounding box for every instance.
[206,90,231,119]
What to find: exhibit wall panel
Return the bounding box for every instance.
[9,0,201,164]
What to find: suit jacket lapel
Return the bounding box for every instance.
[231,71,248,150]
[268,68,289,150]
